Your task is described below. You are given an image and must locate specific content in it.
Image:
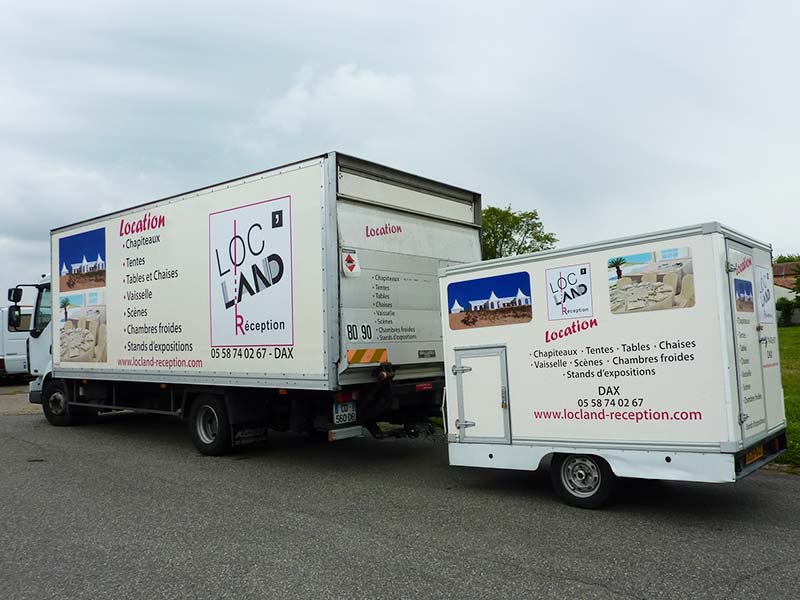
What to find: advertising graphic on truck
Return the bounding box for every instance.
[52,162,327,380]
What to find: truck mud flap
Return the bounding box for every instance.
[231,423,268,446]
[225,393,269,446]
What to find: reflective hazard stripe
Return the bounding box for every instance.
[347,348,389,364]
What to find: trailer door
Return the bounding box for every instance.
[452,347,510,443]
[726,242,769,445]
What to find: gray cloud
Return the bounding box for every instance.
[2,1,799,296]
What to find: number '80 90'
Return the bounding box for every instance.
[346,324,372,341]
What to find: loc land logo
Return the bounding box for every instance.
[546,263,593,321]
[209,196,293,347]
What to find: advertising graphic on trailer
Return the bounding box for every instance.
[546,263,593,321]
[447,271,532,330]
[734,278,755,313]
[209,196,294,347]
[754,266,775,324]
[607,247,695,315]
[57,227,108,363]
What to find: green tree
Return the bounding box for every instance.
[775,254,800,264]
[480,205,556,260]
[608,257,627,280]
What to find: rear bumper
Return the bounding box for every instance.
[327,425,364,441]
[734,429,787,479]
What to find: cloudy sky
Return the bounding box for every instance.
[2,1,798,298]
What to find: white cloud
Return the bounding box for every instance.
[230,64,419,163]
[262,65,416,136]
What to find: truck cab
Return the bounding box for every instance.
[7,276,53,401]
[0,306,32,376]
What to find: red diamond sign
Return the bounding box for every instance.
[344,254,356,272]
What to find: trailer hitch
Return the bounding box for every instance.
[376,362,395,382]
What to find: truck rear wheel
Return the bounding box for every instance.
[189,395,232,456]
[41,380,74,426]
[550,454,616,509]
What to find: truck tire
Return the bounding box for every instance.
[550,454,616,509]
[41,380,74,426]
[189,395,232,456]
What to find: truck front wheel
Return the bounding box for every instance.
[41,380,74,426]
[550,454,616,509]
[189,395,232,456]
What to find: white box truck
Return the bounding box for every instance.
[7,153,481,453]
[0,306,32,376]
[440,223,786,507]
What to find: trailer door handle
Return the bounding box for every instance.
[455,419,475,429]
[452,365,472,375]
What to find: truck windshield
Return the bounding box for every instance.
[35,286,52,330]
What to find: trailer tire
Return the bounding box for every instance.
[189,395,232,456]
[550,454,616,509]
[41,380,74,427]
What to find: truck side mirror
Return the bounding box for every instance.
[7,305,22,329]
[8,287,23,303]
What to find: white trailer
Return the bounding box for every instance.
[439,223,786,507]
[8,153,481,453]
[0,306,32,376]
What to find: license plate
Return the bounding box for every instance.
[333,401,356,425]
[745,445,764,465]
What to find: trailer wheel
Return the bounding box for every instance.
[41,380,74,426]
[189,395,232,456]
[550,454,616,509]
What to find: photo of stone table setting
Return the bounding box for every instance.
[608,248,696,315]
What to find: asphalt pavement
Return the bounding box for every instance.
[0,383,38,416]
[1,393,799,599]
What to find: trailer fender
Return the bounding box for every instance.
[538,448,734,483]
[594,449,736,483]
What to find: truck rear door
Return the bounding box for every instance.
[335,157,481,379]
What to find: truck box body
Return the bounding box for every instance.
[50,153,481,391]
[440,223,786,488]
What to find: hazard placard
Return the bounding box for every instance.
[347,348,388,364]
[341,248,361,277]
